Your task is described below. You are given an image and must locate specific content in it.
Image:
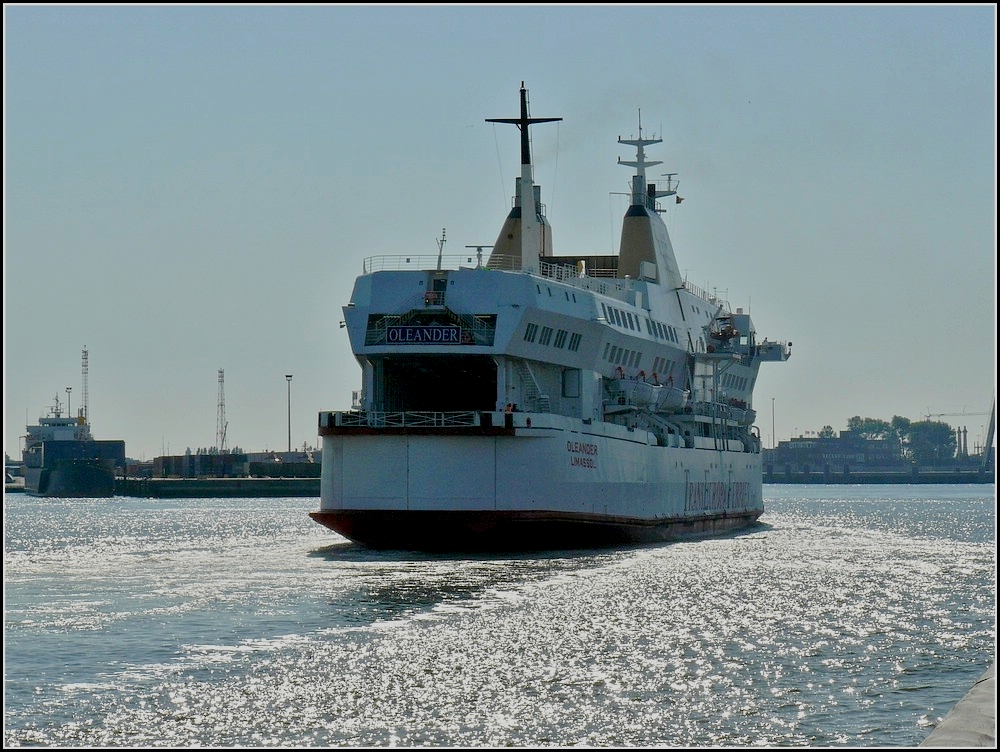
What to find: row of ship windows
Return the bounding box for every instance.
[650,356,679,377]
[523,323,583,352]
[536,284,579,304]
[601,344,680,378]
[604,342,642,370]
[722,373,749,391]
[600,302,681,345]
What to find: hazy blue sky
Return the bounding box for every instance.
[4,5,996,461]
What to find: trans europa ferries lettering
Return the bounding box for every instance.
[567,441,598,469]
[386,326,460,344]
[685,481,751,512]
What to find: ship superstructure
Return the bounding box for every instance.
[22,349,126,497]
[311,84,790,551]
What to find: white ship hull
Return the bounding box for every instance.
[312,85,789,552]
[312,412,763,551]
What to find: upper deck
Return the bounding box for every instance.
[359,253,732,312]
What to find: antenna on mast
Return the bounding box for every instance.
[486,83,562,271]
[436,228,447,271]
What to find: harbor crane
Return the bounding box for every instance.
[216,368,228,452]
[922,410,989,421]
[923,401,996,470]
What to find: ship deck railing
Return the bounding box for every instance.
[361,254,728,309]
[326,410,483,429]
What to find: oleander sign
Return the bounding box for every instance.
[386,325,461,344]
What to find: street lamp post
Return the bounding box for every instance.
[771,397,775,449]
[285,375,293,453]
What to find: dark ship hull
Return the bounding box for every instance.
[24,458,116,497]
[310,508,763,553]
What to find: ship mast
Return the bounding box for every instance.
[618,111,676,211]
[486,83,561,271]
[81,347,89,425]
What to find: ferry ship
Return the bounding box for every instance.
[21,349,126,497]
[311,84,791,551]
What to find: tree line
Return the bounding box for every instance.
[813,416,960,465]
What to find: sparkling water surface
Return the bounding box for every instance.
[3,485,995,747]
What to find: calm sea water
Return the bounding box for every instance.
[3,484,995,747]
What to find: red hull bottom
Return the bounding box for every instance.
[309,509,763,552]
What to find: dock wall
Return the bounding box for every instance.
[765,466,994,484]
[115,477,319,498]
[919,662,996,747]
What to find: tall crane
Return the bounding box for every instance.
[216,369,227,452]
[982,398,996,472]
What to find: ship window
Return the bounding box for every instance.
[565,291,570,300]
[645,319,653,335]
[539,326,553,346]
[635,352,642,368]
[603,342,611,359]
[548,287,552,297]
[609,345,619,362]
[524,323,538,343]
[568,333,582,351]
[562,369,581,398]
[601,302,608,321]
[554,329,568,349]
[626,312,634,330]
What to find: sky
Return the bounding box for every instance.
[4,4,997,462]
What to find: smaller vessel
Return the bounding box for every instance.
[21,349,125,497]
